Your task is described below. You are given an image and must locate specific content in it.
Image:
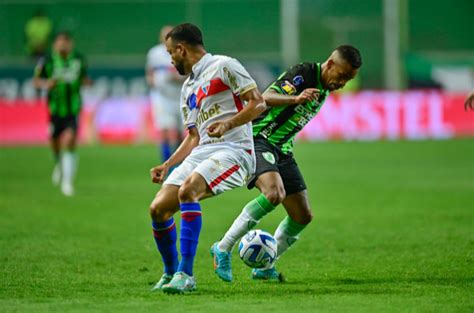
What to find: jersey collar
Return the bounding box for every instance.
[52,51,74,62]
[316,63,330,100]
[190,53,212,79]
[316,63,325,91]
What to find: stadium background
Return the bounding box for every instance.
[0,0,473,144]
[0,1,473,312]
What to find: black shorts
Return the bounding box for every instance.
[247,137,307,195]
[49,115,78,139]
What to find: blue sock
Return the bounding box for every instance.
[161,142,172,163]
[152,218,178,275]
[177,203,202,276]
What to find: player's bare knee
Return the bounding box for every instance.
[300,209,313,225]
[295,208,313,225]
[149,203,160,221]
[149,201,170,222]
[178,182,198,203]
[263,186,285,205]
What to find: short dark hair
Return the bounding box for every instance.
[54,31,72,40]
[336,45,362,69]
[166,23,204,47]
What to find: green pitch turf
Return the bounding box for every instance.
[1,139,473,312]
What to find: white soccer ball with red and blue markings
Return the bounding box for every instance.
[238,229,277,269]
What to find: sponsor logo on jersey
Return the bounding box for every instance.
[292,75,304,86]
[52,59,82,83]
[262,152,276,165]
[281,81,296,95]
[294,104,319,127]
[196,103,221,126]
[259,121,278,138]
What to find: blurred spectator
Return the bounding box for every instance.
[146,25,185,162]
[25,9,53,60]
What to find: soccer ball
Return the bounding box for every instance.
[238,229,277,269]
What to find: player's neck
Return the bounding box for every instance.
[186,48,208,74]
[320,61,328,89]
[56,51,70,59]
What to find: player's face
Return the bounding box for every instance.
[53,36,73,55]
[165,38,186,75]
[323,60,358,91]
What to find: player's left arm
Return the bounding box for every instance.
[207,58,267,137]
[207,87,267,137]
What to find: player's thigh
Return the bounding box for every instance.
[49,116,65,140]
[194,148,253,195]
[281,190,313,225]
[248,137,281,191]
[149,184,180,221]
[59,117,78,150]
[178,171,213,202]
[278,155,307,197]
[164,150,202,187]
[62,129,77,150]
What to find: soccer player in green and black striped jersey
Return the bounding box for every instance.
[211,45,362,282]
[33,31,91,196]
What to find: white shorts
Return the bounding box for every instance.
[164,144,255,195]
[150,91,182,131]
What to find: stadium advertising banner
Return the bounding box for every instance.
[0,91,472,145]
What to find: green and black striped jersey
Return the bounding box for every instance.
[253,62,330,155]
[35,51,87,117]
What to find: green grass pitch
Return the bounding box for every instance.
[1,139,473,312]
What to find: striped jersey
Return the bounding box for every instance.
[253,62,330,155]
[34,51,87,117]
[180,53,257,151]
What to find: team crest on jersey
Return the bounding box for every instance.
[292,75,304,86]
[186,93,197,109]
[281,81,296,95]
[262,152,276,165]
[201,83,210,95]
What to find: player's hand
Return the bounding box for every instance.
[295,88,320,104]
[150,164,169,184]
[207,120,232,138]
[46,79,57,90]
[465,92,474,111]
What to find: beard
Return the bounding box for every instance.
[327,83,342,91]
[174,62,186,75]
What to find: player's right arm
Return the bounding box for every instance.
[264,63,319,107]
[150,126,200,184]
[465,92,474,111]
[33,58,57,91]
[33,57,56,90]
[263,88,320,107]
